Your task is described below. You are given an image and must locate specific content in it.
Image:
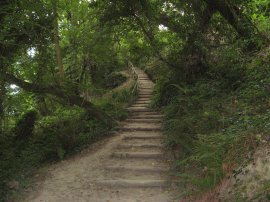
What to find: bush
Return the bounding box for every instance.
[105,72,127,89]
[13,110,38,141]
[150,45,270,198]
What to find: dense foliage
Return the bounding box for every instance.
[0,0,269,201]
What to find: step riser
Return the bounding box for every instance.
[123,136,163,140]
[130,116,163,119]
[104,166,168,173]
[112,153,163,159]
[119,128,162,132]
[128,108,153,110]
[137,97,151,99]
[130,117,160,119]
[97,182,170,189]
[130,105,150,107]
[129,111,157,113]
[135,101,151,103]
[117,144,163,149]
[124,120,162,123]
[130,112,159,114]
[138,95,152,98]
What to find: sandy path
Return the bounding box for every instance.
[21,69,176,202]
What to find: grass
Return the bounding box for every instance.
[146,45,270,199]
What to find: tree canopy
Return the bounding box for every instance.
[0,0,270,201]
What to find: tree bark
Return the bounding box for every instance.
[175,4,215,79]
[52,0,65,81]
[0,72,5,132]
[35,45,51,116]
[3,73,114,127]
[203,0,262,49]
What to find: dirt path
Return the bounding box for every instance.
[22,69,176,202]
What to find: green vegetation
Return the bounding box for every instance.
[154,49,270,195]
[0,0,269,201]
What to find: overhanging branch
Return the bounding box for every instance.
[3,73,114,126]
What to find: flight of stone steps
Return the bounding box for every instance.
[95,69,175,201]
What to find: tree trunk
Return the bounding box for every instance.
[52,0,65,81]
[203,0,262,50]
[35,45,51,116]
[0,74,5,132]
[176,5,215,79]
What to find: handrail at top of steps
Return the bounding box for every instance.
[128,61,139,94]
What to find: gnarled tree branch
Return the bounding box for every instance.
[3,73,114,126]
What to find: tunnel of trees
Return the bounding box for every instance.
[0,0,270,201]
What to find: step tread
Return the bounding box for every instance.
[117,143,163,149]
[123,134,163,139]
[96,179,170,188]
[112,151,164,159]
[119,127,162,132]
[104,165,168,173]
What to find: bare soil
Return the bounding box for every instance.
[19,69,177,202]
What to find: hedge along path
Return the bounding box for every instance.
[22,69,177,202]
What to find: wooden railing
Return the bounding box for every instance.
[127,61,139,94]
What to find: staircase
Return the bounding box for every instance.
[95,69,175,201]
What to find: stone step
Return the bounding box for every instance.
[125,119,162,123]
[138,89,153,91]
[127,108,154,112]
[96,179,170,188]
[139,86,153,88]
[138,95,152,97]
[122,134,163,140]
[134,103,151,106]
[138,92,153,94]
[118,127,162,131]
[137,97,151,100]
[136,100,151,103]
[134,101,151,104]
[104,165,168,173]
[137,96,151,99]
[117,143,163,149]
[130,115,164,119]
[112,151,163,159]
[138,96,152,99]
[137,94,152,97]
[139,83,152,85]
[134,100,151,102]
[119,122,162,131]
[138,93,153,96]
[138,89,153,92]
[139,85,154,88]
[130,112,160,116]
[130,104,150,107]
[135,100,151,103]
[139,83,154,85]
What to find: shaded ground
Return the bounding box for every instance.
[17,69,176,202]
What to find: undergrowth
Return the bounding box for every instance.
[146,45,270,198]
[0,84,136,201]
